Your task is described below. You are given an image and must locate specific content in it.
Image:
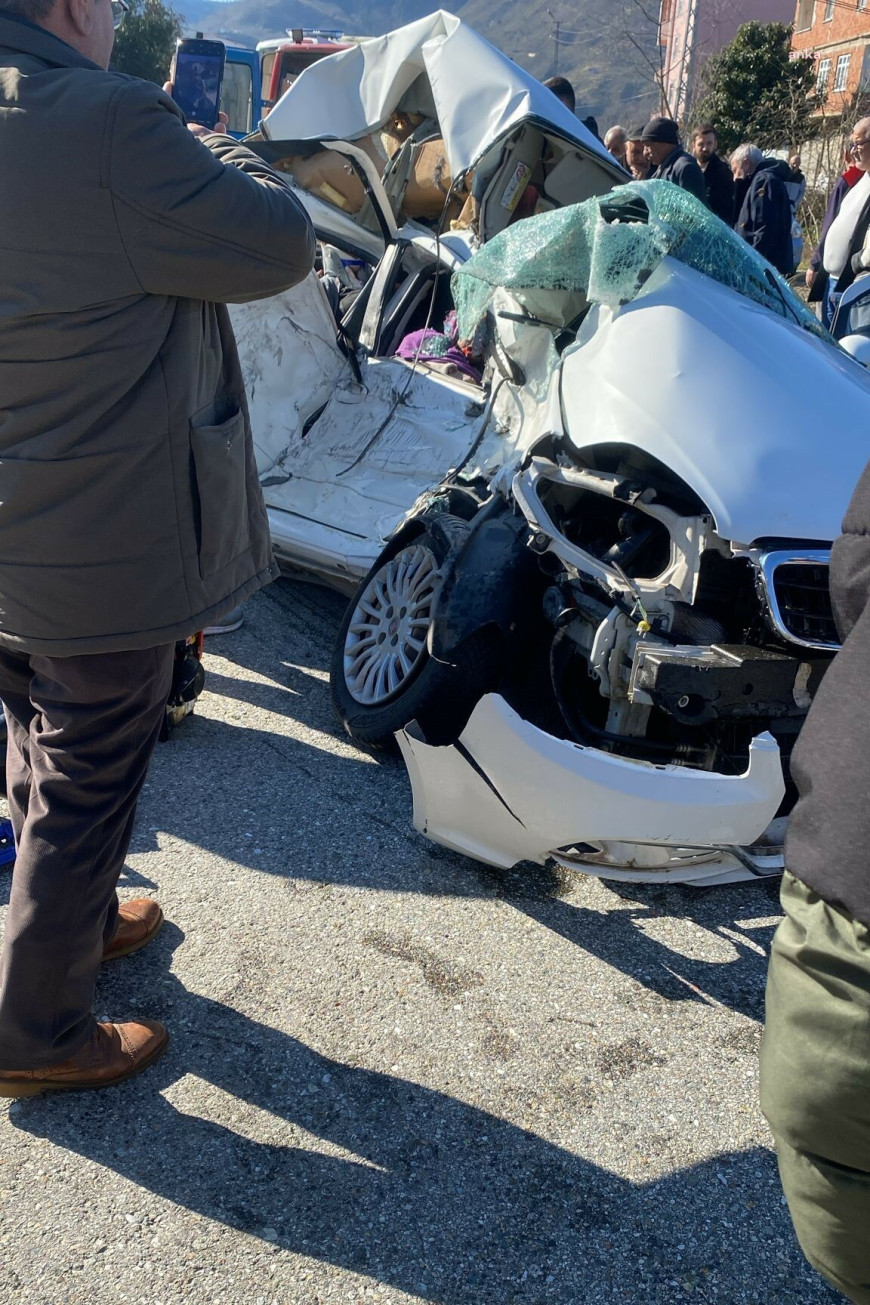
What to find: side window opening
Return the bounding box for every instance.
[222,61,253,136]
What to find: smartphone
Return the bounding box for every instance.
[171,38,226,131]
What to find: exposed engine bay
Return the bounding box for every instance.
[508,442,834,812]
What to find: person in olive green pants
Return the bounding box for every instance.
[761,873,870,1304]
[760,451,870,1304]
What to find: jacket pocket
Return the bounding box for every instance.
[190,410,251,580]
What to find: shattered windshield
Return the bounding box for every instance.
[452,179,826,341]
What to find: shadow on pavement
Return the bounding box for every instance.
[484,864,780,1023]
[10,926,835,1305]
[123,702,780,1024]
[1,581,828,1298]
[0,577,786,1030]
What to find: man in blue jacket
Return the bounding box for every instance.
[731,143,794,276]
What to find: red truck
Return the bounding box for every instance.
[257,29,356,114]
[220,29,361,136]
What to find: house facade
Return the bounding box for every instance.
[659,0,796,122]
[790,1,870,117]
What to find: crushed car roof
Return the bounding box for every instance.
[261,9,619,177]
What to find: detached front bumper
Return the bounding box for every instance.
[397,695,786,885]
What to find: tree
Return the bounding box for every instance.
[599,0,742,127]
[606,0,674,118]
[692,22,816,153]
[111,0,183,87]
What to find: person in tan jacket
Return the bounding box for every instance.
[0,0,314,1094]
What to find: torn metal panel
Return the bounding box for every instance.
[230,273,350,480]
[250,356,486,584]
[262,11,619,179]
[512,457,711,610]
[258,13,623,250]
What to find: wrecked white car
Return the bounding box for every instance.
[232,14,870,885]
[234,11,623,582]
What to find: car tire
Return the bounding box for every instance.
[331,525,500,750]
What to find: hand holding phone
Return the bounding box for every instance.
[170,38,226,131]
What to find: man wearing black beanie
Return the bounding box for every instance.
[641,116,708,206]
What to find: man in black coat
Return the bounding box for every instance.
[731,143,794,276]
[641,116,707,205]
[761,460,870,1303]
[692,123,734,225]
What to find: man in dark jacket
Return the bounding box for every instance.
[641,116,707,205]
[731,143,794,276]
[692,123,734,225]
[0,0,314,1096]
[761,460,870,1303]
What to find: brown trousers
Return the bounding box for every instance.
[0,644,173,1069]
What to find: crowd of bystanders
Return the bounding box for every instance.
[544,78,828,286]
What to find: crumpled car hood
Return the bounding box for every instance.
[560,257,870,546]
[261,9,618,179]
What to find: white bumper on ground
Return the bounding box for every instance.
[397,695,786,885]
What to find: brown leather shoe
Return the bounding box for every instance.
[0,1020,169,1097]
[102,898,164,961]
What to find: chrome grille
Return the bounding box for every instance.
[774,563,837,646]
[757,550,839,651]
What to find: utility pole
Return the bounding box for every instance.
[547,7,560,76]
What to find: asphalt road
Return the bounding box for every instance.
[0,577,842,1305]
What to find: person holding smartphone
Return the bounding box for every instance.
[171,41,225,130]
[0,0,314,1096]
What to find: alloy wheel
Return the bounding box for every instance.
[343,544,441,705]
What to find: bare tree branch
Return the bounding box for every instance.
[606,0,672,117]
